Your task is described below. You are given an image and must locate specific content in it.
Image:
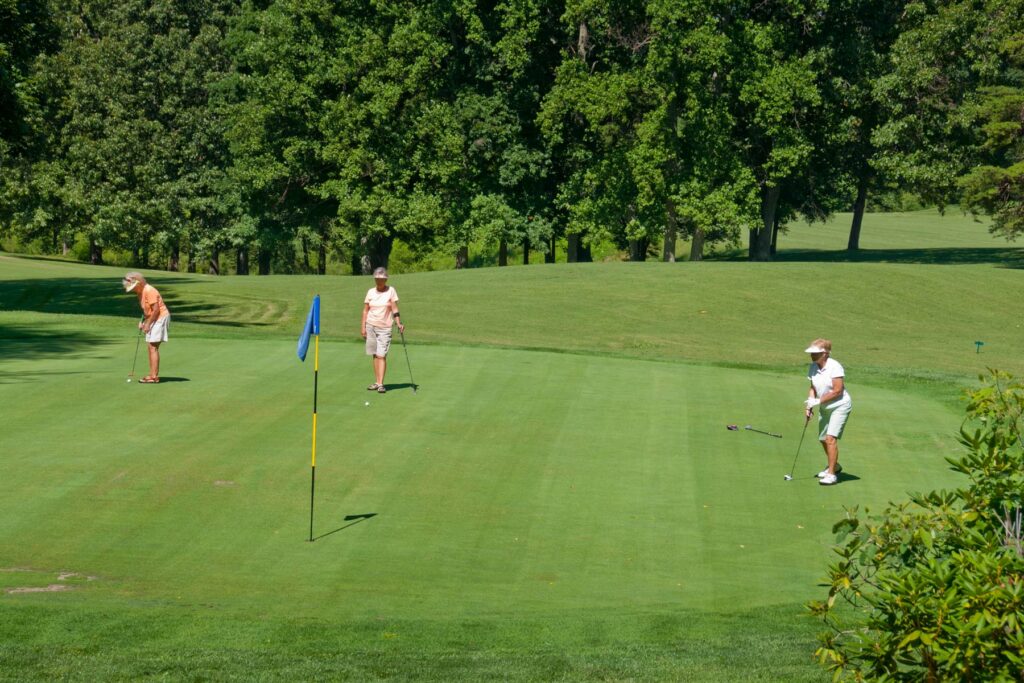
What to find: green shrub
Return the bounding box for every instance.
[810,370,1024,681]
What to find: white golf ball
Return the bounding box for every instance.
[365,401,370,406]
[126,378,132,383]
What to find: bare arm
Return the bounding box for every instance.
[817,377,844,405]
[391,301,404,332]
[361,303,369,338]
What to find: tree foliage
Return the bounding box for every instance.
[810,370,1024,681]
[1,0,1022,271]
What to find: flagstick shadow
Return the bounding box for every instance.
[312,513,377,541]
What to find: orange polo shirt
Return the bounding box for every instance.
[141,284,169,320]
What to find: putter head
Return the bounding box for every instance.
[727,424,738,431]
[783,475,793,481]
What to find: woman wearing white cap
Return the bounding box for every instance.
[804,338,852,485]
[361,267,404,393]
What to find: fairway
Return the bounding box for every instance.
[0,213,1018,680]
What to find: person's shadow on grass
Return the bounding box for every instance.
[153,376,189,382]
[382,383,417,392]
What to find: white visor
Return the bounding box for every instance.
[805,345,826,353]
[123,279,139,293]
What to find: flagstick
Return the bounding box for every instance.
[309,332,319,542]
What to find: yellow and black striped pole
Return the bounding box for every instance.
[309,331,319,542]
[297,294,321,542]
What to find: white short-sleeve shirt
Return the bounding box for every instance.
[808,357,851,409]
[364,286,398,328]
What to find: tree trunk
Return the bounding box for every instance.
[663,201,678,262]
[545,236,556,263]
[187,249,196,273]
[257,247,271,275]
[62,239,69,256]
[770,216,780,256]
[301,236,311,272]
[628,238,647,262]
[141,240,150,268]
[498,239,508,266]
[579,241,592,262]
[689,221,705,261]
[848,174,869,251]
[368,233,393,271]
[456,245,469,269]
[356,233,394,274]
[131,247,140,266]
[236,248,249,275]
[208,248,220,275]
[522,237,529,265]
[90,239,103,265]
[567,234,580,263]
[750,184,779,261]
[318,239,326,275]
[168,243,180,272]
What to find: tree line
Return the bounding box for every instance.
[1,0,1021,274]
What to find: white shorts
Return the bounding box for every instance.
[146,316,169,343]
[819,400,851,441]
[365,325,392,357]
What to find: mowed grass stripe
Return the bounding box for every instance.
[1,337,964,619]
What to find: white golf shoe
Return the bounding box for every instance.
[816,464,842,479]
[819,473,838,486]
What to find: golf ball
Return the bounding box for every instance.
[126,378,132,383]
[365,401,370,406]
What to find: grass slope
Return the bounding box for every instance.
[0,211,1019,680]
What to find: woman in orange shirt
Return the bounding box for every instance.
[122,272,170,383]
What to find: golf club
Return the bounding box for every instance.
[744,425,782,438]
[398,326,417,393]
[127,321,143,382]
[783,415,812,481]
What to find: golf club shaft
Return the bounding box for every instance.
[399,327,416,391]
[745,426,782,438]
[786,416,812,478]
[129,322,143,378]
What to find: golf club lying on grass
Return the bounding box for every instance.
[398,327,417,394]
[784,416,812,481]
[744,425,782,438]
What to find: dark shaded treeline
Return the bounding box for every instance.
[1,0,1021,273]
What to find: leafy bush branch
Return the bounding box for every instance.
[809,370,1024,681]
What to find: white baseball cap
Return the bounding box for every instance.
[804,344,826,353]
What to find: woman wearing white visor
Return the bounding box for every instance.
[123,272,170,383]
[804,338,852,485]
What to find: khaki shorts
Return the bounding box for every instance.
[146,316,169,343]
[819,400,852,441]
[365,325,392,357]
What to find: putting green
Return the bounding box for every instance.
[0,242,1002,679]
[0,334,962,620]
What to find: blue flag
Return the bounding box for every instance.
[297,295,320,361]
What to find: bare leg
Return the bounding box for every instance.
[148,342,161,378]
[824,436,839,474]
[374,355,386,386]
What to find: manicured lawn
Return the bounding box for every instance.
[0,212,1019,680]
